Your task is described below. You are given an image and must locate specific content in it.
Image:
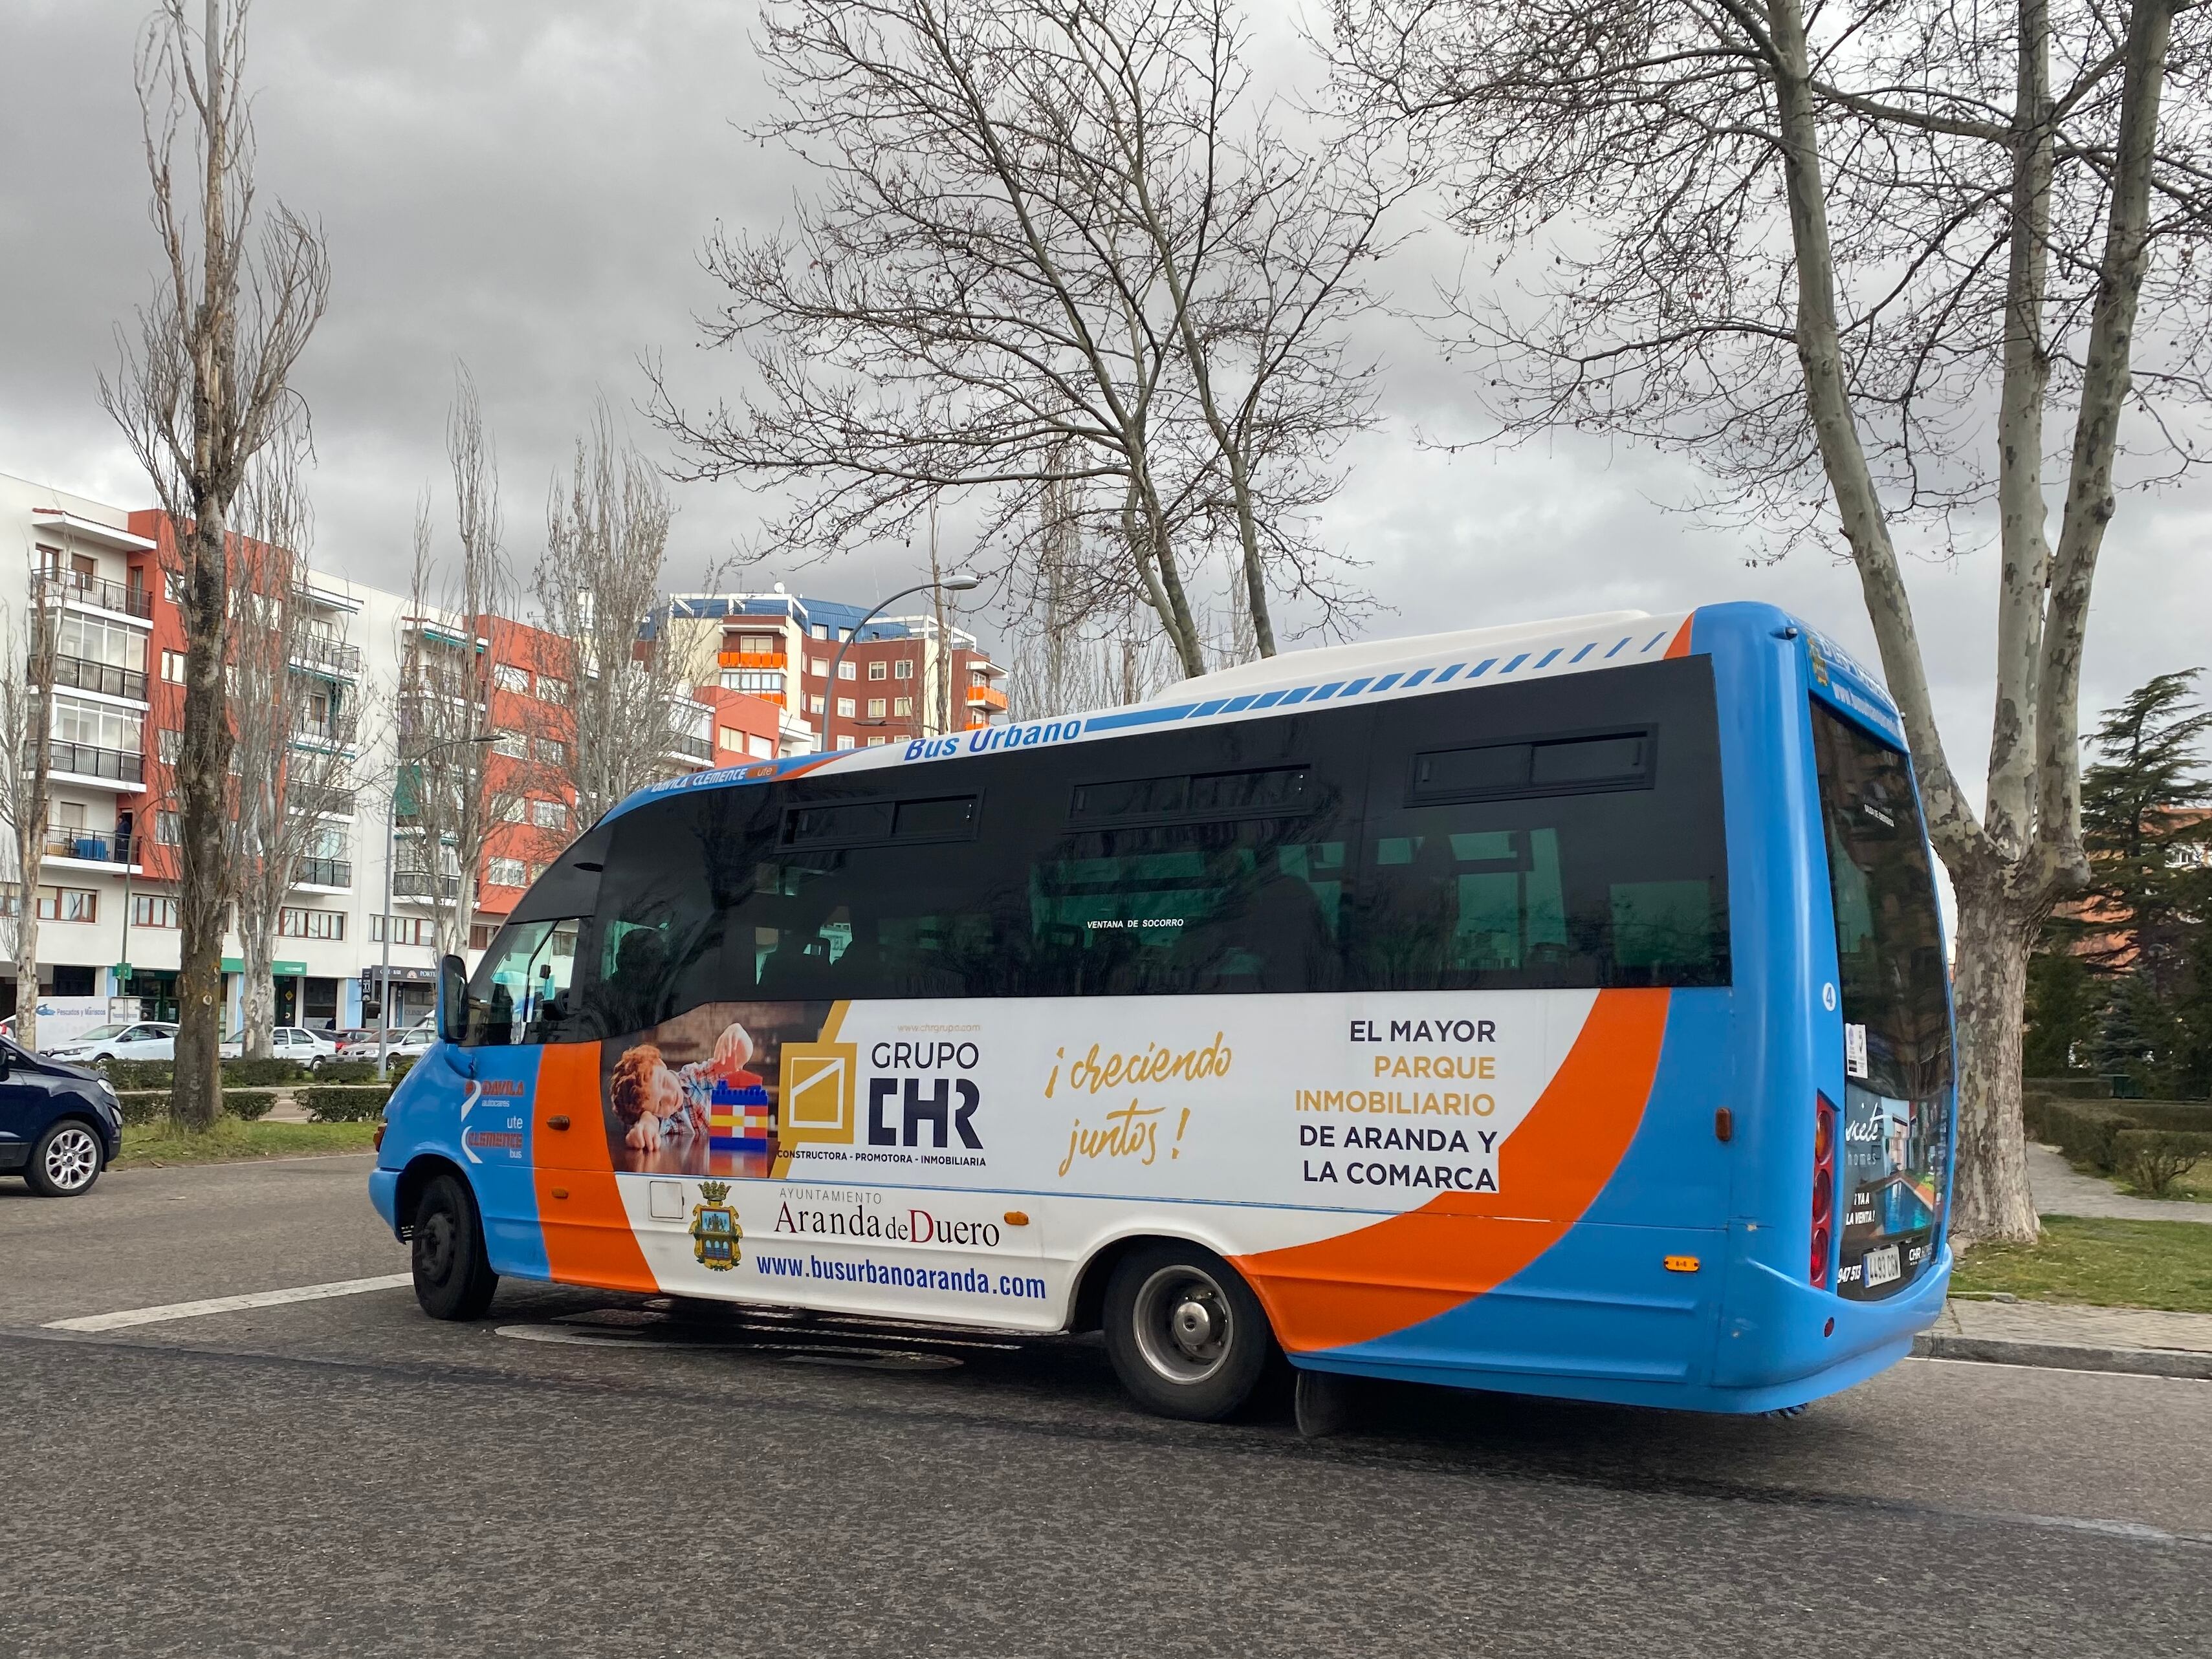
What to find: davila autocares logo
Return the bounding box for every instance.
[690,1180,742,1271]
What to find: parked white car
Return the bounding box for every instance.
[218,1026,342,1065]
[337,1025,436,1062]
[45,1021,181,1065]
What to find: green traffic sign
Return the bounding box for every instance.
[113,963,133,979]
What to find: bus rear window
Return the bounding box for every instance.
[1810,701,1954,1300]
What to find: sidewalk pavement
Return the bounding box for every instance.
[1917,1297,2212,1381]
[2026,1141,2212,1225]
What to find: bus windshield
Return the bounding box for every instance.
[1810,702,1953,1301]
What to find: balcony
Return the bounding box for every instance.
[294,785,357,819]
[48,740,144,787]
[393,870,461,902]
[717,649,787,669]
[53,654,149,702]
[292,634,363,677]
[42,828,137,869]
[294,855,353,889]
[667,732,714,763]
[37,568,153,620]
[966,682,1009,712]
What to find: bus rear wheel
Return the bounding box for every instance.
[1103,1243,1273,1421]
[412,1171,498,1320]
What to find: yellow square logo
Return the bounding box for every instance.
[779,1041,857,1144]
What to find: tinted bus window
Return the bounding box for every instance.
[1350,659,1729,990]
[1810,702,1953,1301]
[548,655,1732,1036]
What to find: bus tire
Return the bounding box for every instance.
[1102,1242,1273,1422]
[411,1171,498,1320]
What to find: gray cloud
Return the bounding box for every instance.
[3,0,2206,808]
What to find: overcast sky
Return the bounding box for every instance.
[4,0,2208,806]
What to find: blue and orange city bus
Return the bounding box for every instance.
[371,602,1956,1420]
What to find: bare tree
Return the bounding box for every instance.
[1009,461,1181,719]
[224,431,358,1059]
[100,0,330,1131]
[652,0,1403,677]
[397,378,528,962]
[1335,0,2212,1242]
[532,401,696,830]
[0,560,63,1048]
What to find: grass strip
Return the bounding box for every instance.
[116,1118,378,1167]
[1953,1215,2212,1314]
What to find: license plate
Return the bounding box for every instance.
[1863,1244,1901,1288]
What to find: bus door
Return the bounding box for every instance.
[457,915,591,1280]
[1332,662,1736,1385]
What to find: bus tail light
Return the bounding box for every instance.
[1810,1092,1837,1288]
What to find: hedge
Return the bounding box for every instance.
[103,1060,174,1090]
[2024,1092,2212,1173]
[301,1083,393,1122]
[2022,1076,2112,1101]
[313,1059,380,1083]
[111,1089,282,1126]
[2111,1129,2212,1198]
[221,1057,312,1087]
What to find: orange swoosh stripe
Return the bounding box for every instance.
[1663,613,1698,658]
[1233,988,1671,1354]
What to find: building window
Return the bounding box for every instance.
[836,697,856,718]
[154,810,180,845]
[40,887,98,923]
[469,922,498,951]
[157,728,181,764]
[837,659,857,680]
[279,907,345,940]
[531,799,567,831]
[537,674,570,706]
[492,730,529,759]
[807,695,825,715]
[496,796,526,822]
[895,659,914,680]
[161,649,187,684]
[894,697,914,717]
[491,663,531,695]
[130,894,179,928]
[722,669,781,693]
[534,736,566,766]
[835,737,855,750]
[867,698,887,718]
[371,913,432,946]
[808,657,826,676]
[738,632,778,654]
[869,660,888,680]
[748,734,774,758]
[811,625,828,641]
[866,735,889,747]
[54,697,142,754]
[488,858,528,887]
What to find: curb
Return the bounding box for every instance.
[1914,1332,2212,1381]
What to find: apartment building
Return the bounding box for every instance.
[0,470,782,1035]
[661,588,1009,752]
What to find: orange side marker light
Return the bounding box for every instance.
[1003,1211,1030,1226]
[1663,1255,1700,1274]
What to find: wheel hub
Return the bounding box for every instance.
[45,1127,98,1191]
[1170,1295,1221,1358]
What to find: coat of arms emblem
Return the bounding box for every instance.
[689,1180,742,1271]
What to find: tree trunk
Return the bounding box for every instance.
[171,513,235,1134]
[1947,874,2043,1246]
[239,906,276,1061]
[10,890,40,1053]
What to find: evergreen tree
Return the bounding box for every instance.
[2022,671,2211,1087]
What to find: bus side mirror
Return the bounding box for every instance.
[436,954,470,1045]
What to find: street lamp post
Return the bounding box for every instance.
[378,732,496,1079]
[821,574,980,750]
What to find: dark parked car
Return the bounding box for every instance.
[0,1036,124,1197]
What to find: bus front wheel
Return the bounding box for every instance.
[1103,1243,1273,1421]
[412,1171,498,1320]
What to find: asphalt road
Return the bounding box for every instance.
[3,1156,2209,1658]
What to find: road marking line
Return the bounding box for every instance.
[43,1274,413,1332]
